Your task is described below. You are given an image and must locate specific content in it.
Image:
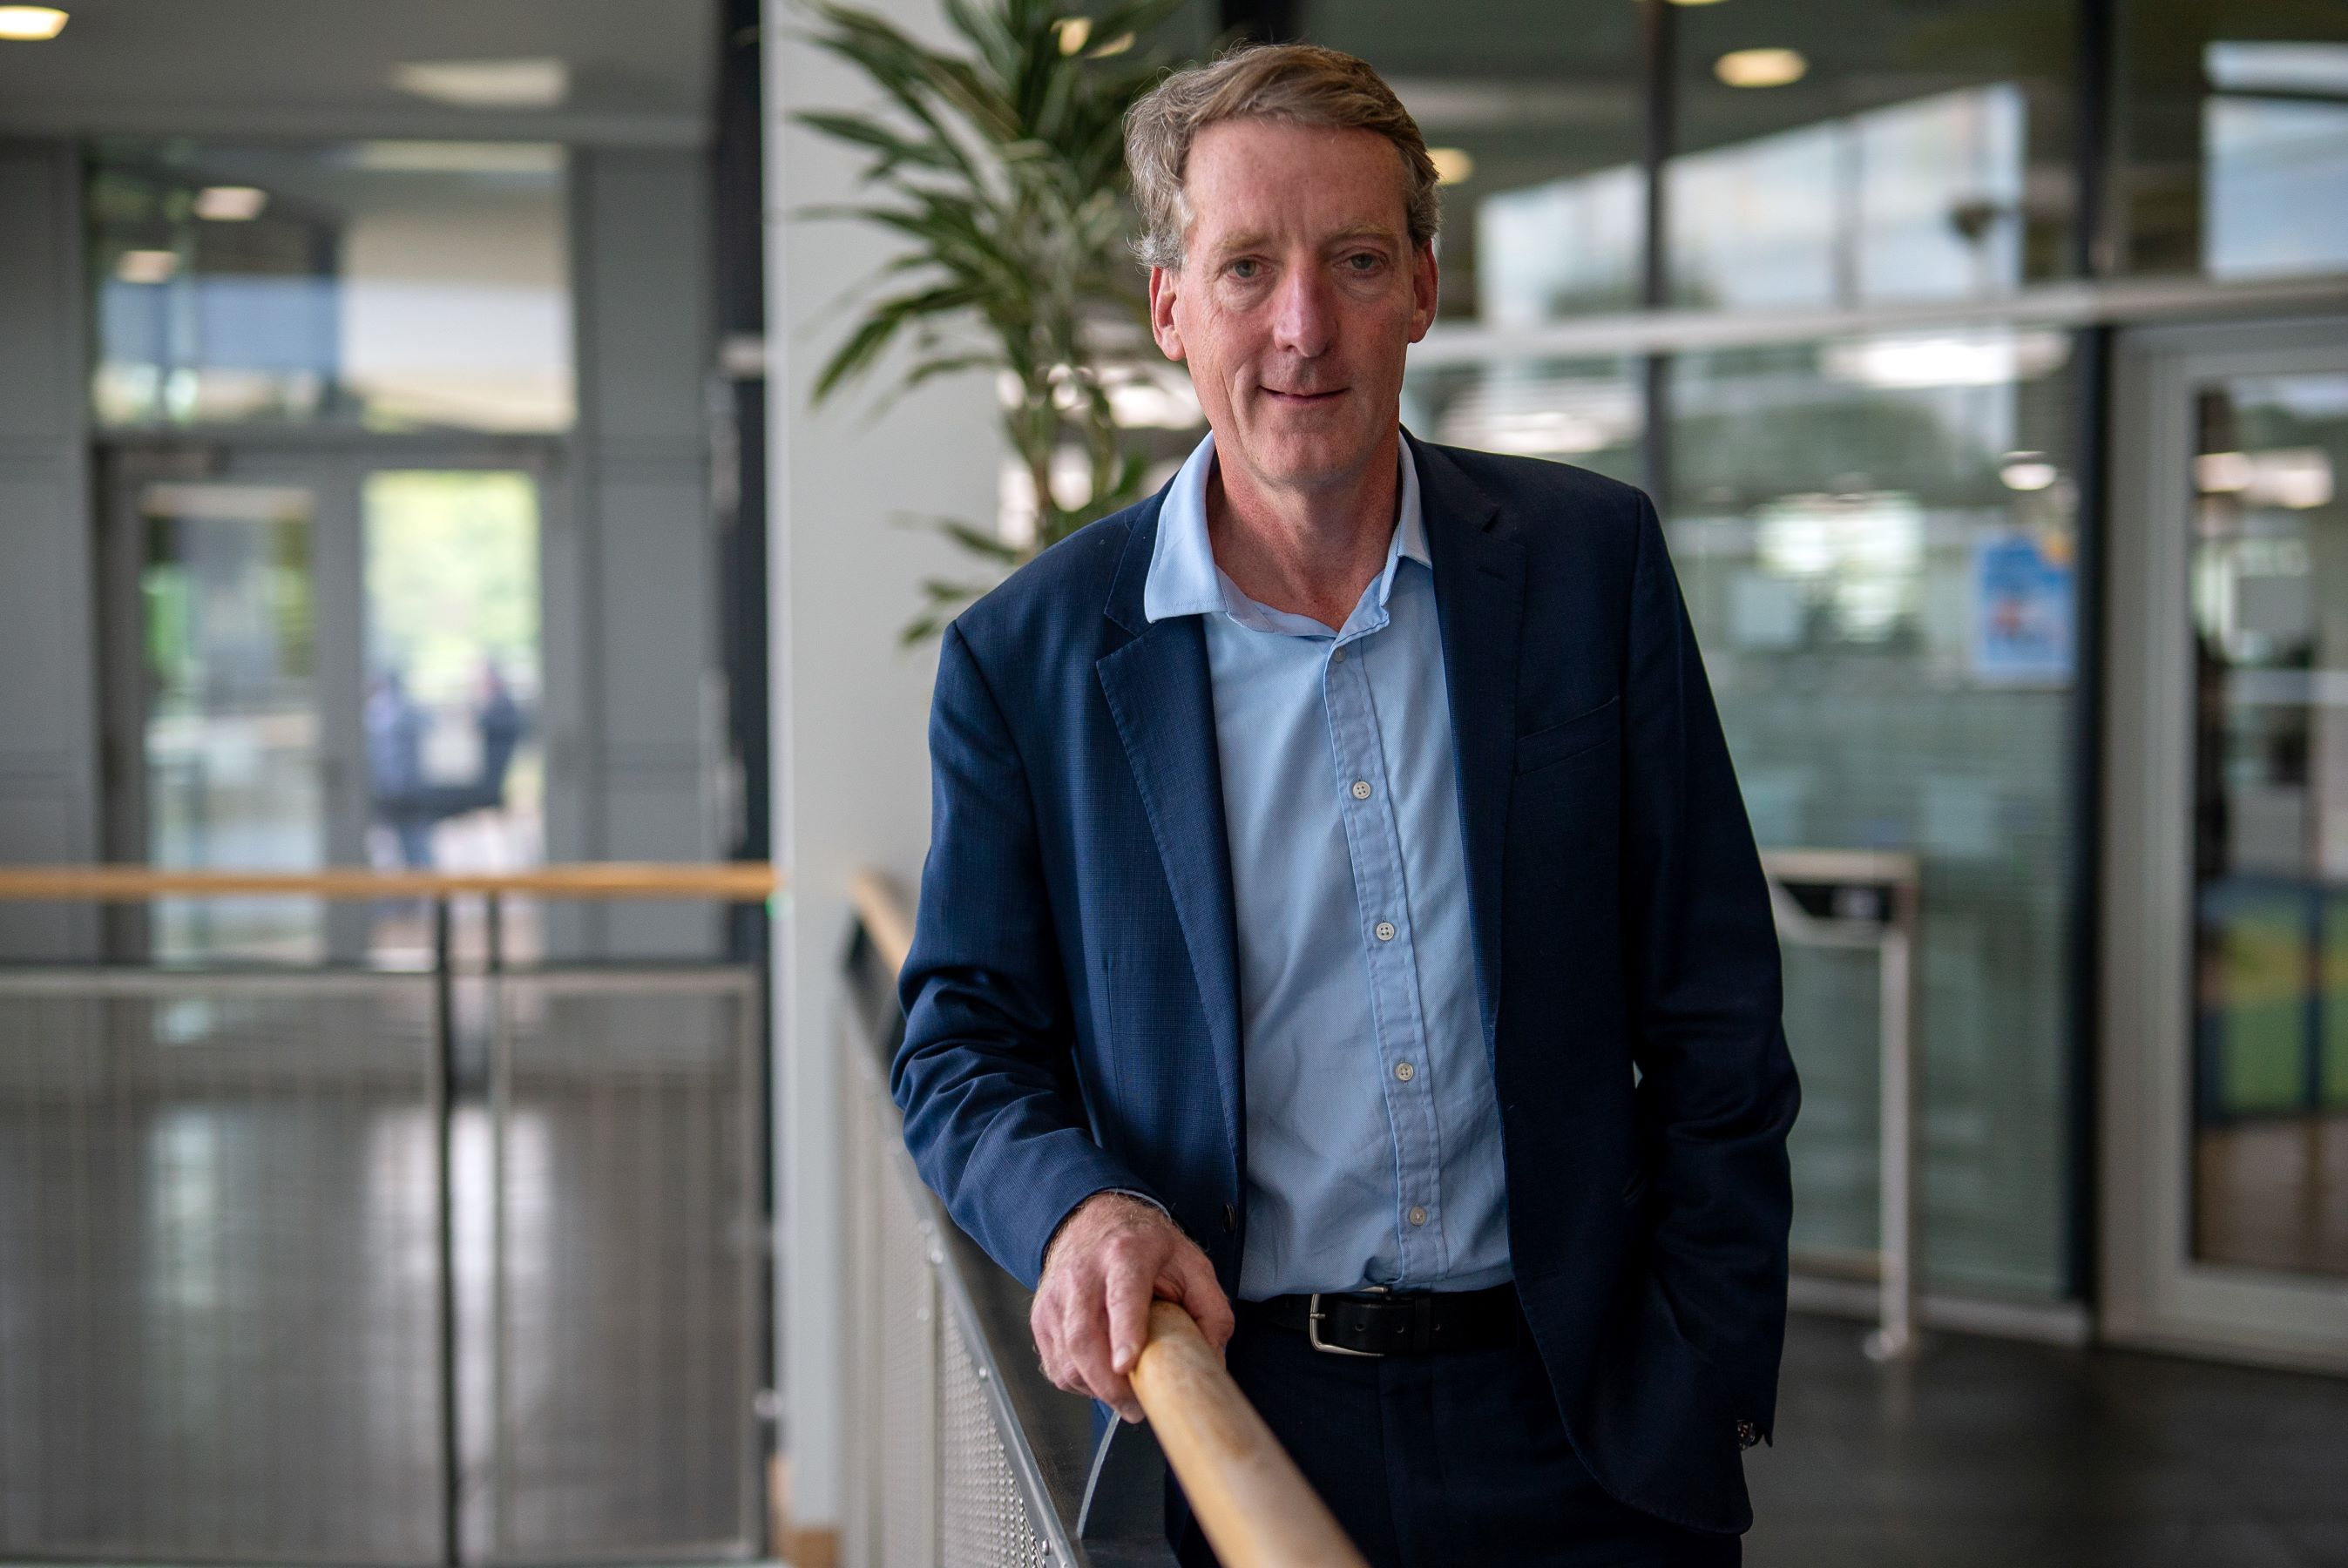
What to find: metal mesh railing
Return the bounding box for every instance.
[0,971,444,1565]
[0,960,766,1567]
[837,925,1122,1568]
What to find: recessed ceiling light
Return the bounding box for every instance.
[0,6,68,40]
[194,186,268,221]
[390,57,569,110]
[1716,47,1807,88]
[1999,454,2059,491]
[1428,147,1476,186]
[355,141,563,174]
[116,250,179,285]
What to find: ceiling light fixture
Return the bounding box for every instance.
[194,186,268,221]
[116,250,179,285]
[1998,453,2059,491]
[1428,147,1476,186]
[1715,47,1806,88]
[390,57,569,110]
[0,6,68,40]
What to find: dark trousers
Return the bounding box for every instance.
[1169,1299,1740,1568]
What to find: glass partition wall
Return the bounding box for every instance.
[90,140,570,969]
[1290,0,2331,1322]
[1327,0,2101,1304]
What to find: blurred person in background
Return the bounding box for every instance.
[893,43,1797,1567]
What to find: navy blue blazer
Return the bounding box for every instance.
[894,436,1798,1533]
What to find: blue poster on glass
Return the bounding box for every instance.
[1972,532,2074,685]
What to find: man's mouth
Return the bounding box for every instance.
[1262,387,1346,406]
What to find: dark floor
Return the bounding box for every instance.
[1747,1314,2348,1568]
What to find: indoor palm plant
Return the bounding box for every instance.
[796,0,1186,641]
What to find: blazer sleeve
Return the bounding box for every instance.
[891,621,1159,1288]
[1619,490,1802,1441]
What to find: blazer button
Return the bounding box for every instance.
[1222,1203,1237,1233]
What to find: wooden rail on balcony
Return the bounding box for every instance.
[849,868,1369,1568]
[0,863,781,902]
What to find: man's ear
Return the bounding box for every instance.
[1148,265,1186,362]
[1408,240,1440,344]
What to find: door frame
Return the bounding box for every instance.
[96,433,565,963]
[2101,314,2348,1372]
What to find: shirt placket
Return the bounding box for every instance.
[1320,622,1448,1285]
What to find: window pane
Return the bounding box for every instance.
[1668,329,2081,1296]
[2117,3,2348,280]
[91,141,572,432]
[1403,355,1645,486]
[1303,1,1646,321]
[1671,4,2075,309]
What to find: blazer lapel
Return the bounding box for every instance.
[1413,436,1524,1063]
[1096,508,1245,1177]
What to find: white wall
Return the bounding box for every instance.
[763,0,1000,1536]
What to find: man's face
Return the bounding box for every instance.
[1149,118,1438,499]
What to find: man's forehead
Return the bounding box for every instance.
[1184,120,1411,246]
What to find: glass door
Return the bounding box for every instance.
[359,466,547,965]
[102,445,551,967]
[2104,319,2348,1369]
[102,455,362,963]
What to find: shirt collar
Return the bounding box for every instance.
[1142,429,1430,626]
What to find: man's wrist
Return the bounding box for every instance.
[1040,1187,1170,1277]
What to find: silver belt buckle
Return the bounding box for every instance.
[1306,1292,1385,1357]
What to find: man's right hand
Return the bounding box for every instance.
[1031,1192,1235,1423]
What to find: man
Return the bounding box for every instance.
[894,42,1797,1567]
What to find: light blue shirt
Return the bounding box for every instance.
[1143,431,1510,1300]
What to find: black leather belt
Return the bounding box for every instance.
[1238,1284,1520,1356]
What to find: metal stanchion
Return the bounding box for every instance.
[432,895,461,1565]
[1765,849,1924,1362]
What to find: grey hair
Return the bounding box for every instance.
[1123,42,1441,271]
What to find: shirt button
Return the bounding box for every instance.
[1331,648,1346,664]
[1394,1062,1415,1082]
[1407,1206,1428,1227]
[1374,921,1397,942]
[1350,779,1372,801]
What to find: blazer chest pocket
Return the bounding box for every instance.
[1515,695,1620,775]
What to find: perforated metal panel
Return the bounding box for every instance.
[0,963,765,1568]
[0,971,443,1565]
[937,1322,1053,1568]
[484,970,762,1564]
[842,995,1089,1568]
[875,1152,938,1568]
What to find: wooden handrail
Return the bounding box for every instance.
[848,868,915,976]
[0,862,780,902]
[1132,1301,1369,1567]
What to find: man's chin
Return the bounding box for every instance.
[1224,426,1384,492]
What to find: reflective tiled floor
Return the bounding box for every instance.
[1749,1315,2348,1567]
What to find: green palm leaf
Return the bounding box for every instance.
[795,0,1188,642]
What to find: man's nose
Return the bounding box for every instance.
[1269,266,1335,360]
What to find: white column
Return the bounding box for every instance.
[763,0,999,1544]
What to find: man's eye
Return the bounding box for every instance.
[1348,253,1382,270]
[1228,258,1261,280]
